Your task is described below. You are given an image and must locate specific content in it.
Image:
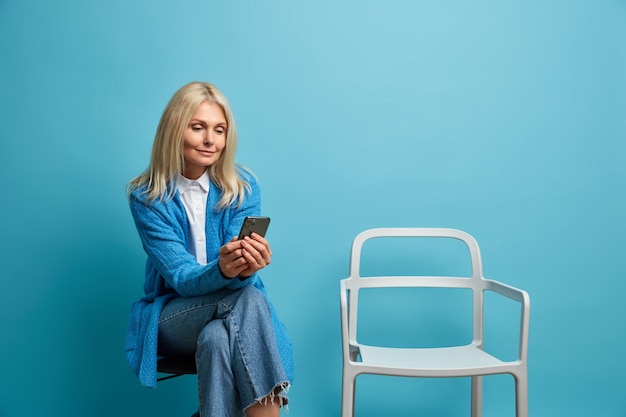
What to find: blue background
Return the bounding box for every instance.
[1,0,624,416]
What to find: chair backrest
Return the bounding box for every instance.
[343,228,488,347]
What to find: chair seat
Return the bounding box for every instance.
[355,344,515,377]
[157,356,197,376]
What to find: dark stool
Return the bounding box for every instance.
[157,356,197,382]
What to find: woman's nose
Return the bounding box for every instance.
[204,132,214,145]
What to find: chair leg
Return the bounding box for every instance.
[341,370,356,417]
[515,372,529,417]
[157,373,184,382]
[471,375,483,417]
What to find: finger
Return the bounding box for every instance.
[230,258,248,274]
[220,241,247,263]
[220,248,244,264]
[241,245,265,269]
[249,232,268,243]
[229,258,251,278]
[222,239,243,254]
[248,233,271,254]
[242,242,272,270]
[244,236,271,257]
[253,233,272,257]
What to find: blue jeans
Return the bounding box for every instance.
[158,285,290,416]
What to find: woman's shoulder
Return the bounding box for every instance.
[128,185,158,207]
[128,183,179,214]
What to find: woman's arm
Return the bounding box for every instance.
[129,193,237,296]
[129,172,268,296]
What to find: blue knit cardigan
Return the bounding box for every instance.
[125,171,293,388]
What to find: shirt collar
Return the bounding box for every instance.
[176,170,210,194]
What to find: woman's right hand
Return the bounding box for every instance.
[218,237,249,279]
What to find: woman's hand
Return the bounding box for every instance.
[218,234,272,279]
[238,233,272,278]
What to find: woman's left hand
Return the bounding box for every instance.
[238,233,272,278]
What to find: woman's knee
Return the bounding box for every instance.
[236,285,270,313]
[197,319,229,354]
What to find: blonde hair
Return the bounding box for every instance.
[127,82,251,209]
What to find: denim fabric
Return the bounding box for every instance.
[158,285,290,416]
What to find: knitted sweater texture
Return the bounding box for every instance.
[125,172,293,388]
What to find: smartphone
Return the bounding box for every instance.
[238,216,271,240]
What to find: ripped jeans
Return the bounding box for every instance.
[158,285,291,416]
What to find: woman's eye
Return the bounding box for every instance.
[191,125,203,132]
[215,128,225,134]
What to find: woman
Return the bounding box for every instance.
[125,82,294,417]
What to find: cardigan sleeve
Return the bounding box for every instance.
[129,173,263,297]
[129,193,233,296]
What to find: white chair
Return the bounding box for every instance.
[340,228,530,416]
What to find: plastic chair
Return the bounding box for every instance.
[157,356,197,382]
[339,228,530,417]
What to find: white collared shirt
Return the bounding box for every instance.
[176,171,210,265]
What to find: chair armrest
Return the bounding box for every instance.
[484,279,528,304]
[339,280,359,361]
[483,279,530,363]
[339,280,349,348]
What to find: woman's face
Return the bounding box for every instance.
[182,100,227,179]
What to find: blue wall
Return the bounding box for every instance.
[1,1,624,416]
